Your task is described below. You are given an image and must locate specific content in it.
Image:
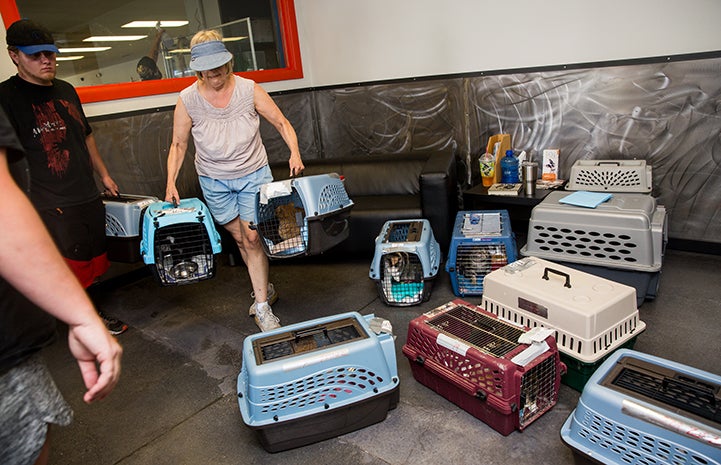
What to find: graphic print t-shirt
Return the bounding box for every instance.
[0,76,99,210]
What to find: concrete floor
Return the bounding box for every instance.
[42,248,721,465]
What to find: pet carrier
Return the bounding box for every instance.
[445,210,517,296]
[369,219,441,306]
[481,257,646,391]
[566,159,653,193]
[521,191,667,306]
[402,299,565,435]
[140,198,222,286]
[237,312,399,453]
[561,349,721,465]
[103,193,160,263]
[252,173,353,258]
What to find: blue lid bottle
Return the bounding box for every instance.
[500,150,519,183]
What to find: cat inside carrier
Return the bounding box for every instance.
[253,174,354,258]
[369,219,441,306]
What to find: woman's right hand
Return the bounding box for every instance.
[165,185,180,206]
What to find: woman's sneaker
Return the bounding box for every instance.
[249,283,278,315]
[250,302,280,332]
[98,312,128,335]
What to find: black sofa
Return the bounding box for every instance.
[268,149,459,257]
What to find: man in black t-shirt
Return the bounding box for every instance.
[0,19,128,335]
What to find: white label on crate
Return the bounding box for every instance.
[281,348,350,372]
[511,341,550,367]
[436,333,471,356]
[163,207,195,215]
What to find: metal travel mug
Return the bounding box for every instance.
[522,162,538,196]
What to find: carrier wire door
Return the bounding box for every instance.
[369,219,441,306]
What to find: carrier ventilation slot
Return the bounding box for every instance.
[573,169,644,189]
[426,304,523,357]
[611,367,721,425]
[530,225,638,263]
[254,318,367,364]
[383,220,424,243]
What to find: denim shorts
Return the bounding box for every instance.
[199,165,273,225]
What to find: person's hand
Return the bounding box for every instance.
[101,175,120,196]
[165,185,180,206]
[66,318,123,404]
[289,153,304,177]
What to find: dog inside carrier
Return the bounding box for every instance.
[369,219,441,306]
[253,174,353,258]
[140,198,222,286]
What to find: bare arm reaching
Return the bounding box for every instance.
[0,148,122,403]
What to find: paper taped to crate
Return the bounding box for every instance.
[259,180,293,204]
[511,341,550,367]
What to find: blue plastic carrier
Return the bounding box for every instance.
[140,198,222,286]
[446,210,518,296]
[561,349,721,465]
[369,219,441,306]
[253,173,353,258]
[237,312,399,452]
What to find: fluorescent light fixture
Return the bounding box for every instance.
[59,47,111,53]
[122,20,189,28]
[222,36,247,42]
[56,55,84,61]
[84,35,147,42]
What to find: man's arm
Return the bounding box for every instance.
[86,133,119,195]
[0,148,122,403]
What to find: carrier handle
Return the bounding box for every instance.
[542,267,572,288]
[597,161,621,166]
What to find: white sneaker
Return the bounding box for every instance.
[249,283,278,315]
[251,302,281,332]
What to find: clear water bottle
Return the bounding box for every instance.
[500,150,519,183]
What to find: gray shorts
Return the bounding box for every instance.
[0,353,73,465]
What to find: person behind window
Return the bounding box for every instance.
[0,19,128,335]
[136,27,164,81]
[0,105,122,465]
[165,29,304,332]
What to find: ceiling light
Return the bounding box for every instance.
[84,35,147,42]
[59,47,111,53]
[222,36,247,42]
[56,55,84,61]
[122,20,189,28]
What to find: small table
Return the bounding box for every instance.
[462,184,563,246]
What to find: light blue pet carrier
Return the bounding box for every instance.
[561,349,721,465]
[237,312,399,452]
[253,173,354,258]
[369,219,441,306]
[140,198,222,286]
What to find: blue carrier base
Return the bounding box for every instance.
[242,384,399,453]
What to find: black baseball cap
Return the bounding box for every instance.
[6,19,59,55]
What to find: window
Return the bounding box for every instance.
[1,0,302,103]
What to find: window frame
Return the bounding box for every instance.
[0,0,303,103]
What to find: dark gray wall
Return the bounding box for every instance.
[92,54,721,245]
